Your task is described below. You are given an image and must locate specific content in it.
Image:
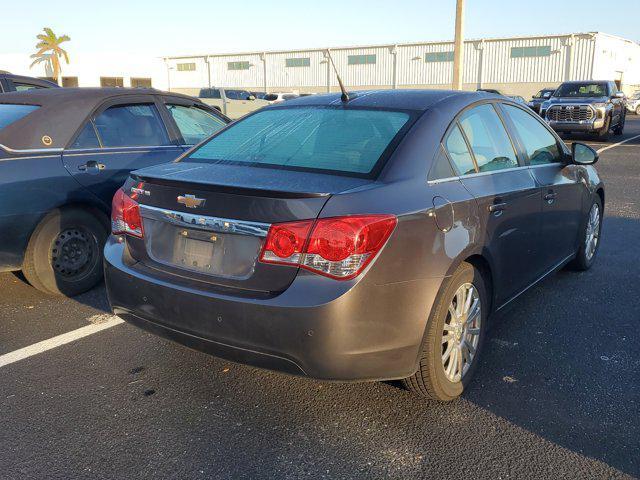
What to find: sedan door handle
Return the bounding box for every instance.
[544,192,557,203]
[488,202,507,213]
[78,161,105,172]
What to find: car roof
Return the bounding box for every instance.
[0,88,205,150]
[0,73,60,88]
[0,87,194,104]
[276,89,484,111]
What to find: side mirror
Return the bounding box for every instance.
[543,92,551,98]
[613,91,625,99]
[572,142,599,165]
[247,95,256,101]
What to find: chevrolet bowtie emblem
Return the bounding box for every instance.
[177,194,206,208]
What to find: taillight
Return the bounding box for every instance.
[111,188,143,238]
[259,215,397,280]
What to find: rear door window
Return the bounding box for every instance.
[71,121,101,149]
[167,104,226,145]
[502,104,562,165]
[186,107,412,176]
[0,104,39,130]
[12,82,44,92]
[93,104,170,147]
[459,104,519,172]
[444,125,476,175]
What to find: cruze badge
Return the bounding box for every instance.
[177,194,206,209]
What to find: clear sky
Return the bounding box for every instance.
[2,0,638,57]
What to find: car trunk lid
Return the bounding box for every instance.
[124,162,372,293]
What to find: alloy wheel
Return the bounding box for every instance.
[441,283,481,383]
[585,203,601,261]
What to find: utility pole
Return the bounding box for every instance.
[452,0,465,90]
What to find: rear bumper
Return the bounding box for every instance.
[104,238,442,381]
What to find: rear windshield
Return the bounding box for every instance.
[185,107,412,177]
[0,104,39,131]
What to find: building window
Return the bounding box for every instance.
[227,61,250,71]
[177,62,196,72]
[510,46,552,58]
[285,57,310,68]
[100,77,124,87]
[425,51,455,62]
[131,77,152,88]
[348,54,376,65]
[62,77,78,87]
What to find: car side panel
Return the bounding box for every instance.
[63,146,185,207]
[0,153,102,271]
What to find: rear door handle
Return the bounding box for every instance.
[544,192,557,204]
[488,202,507,213]
[78,161,105,172]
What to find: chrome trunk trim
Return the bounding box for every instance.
[139,204,271,237]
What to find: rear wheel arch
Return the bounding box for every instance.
[464,254,494,314]
[596,187,605,209]
[21,202,110,295]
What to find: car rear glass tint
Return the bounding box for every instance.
[186,107,411,176]
[0,104,39,131]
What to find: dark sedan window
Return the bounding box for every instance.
[71,121,101,149]
[93,104,170,147]
[459,104,518,173]
[445,125,476,176]
[199,88,222,99]
[429,146,456,180]
[0,104,39,131]
[503,105,562,165]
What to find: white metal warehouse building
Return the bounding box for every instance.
[164,32,640,98]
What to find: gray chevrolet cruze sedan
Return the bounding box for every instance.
[105,90,604,400]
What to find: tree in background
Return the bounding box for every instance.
[30,28,70,84]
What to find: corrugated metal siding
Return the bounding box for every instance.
[209,53,264,88]
[592,33,640,87]
[572,35,596,80]
[481,36,567,83]
[397,42,479,86]
[328,46,395,87]
[266,50,327,88]
[165,33,640,93]
[166,57,209,89]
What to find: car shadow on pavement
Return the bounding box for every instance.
[459,215,639,476]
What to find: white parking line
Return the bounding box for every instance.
[0,316,124,368]
[597,134,640,154]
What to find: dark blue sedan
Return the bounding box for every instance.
[0,88,229,295]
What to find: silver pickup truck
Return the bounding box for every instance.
[198,88,270,119]
[540,80,626,140]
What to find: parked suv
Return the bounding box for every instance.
[0,72,59,93]
[541,81,626,140]
[198,88,270,119]
[627,94,640,115]
[527,88,556,115]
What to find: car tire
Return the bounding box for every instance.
[613,113,625,135]
[596,116,611,141]
[636,105,640,115]
[402,262,488,401]
[568,195,603,272]
[22,207,108,296]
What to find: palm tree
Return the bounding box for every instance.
[30,28,70,84]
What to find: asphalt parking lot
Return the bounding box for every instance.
[1,118,639,479]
